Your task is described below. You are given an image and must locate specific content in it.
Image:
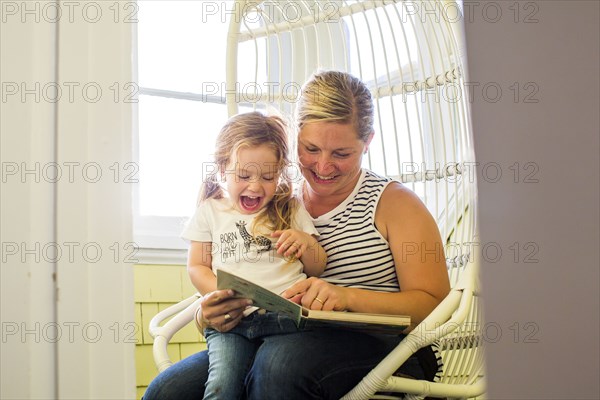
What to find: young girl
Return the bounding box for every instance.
[182,111,326,400]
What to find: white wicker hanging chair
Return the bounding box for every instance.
[150,1,485,398]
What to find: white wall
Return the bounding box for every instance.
[464,1,599,398]
[1,9,58,398]
[1,2,136,398]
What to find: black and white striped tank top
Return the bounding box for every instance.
[310,169,400,292]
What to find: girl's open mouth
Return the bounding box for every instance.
[240,195,262,212]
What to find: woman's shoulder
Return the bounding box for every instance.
[382,180,425,204]
[374,182,438,244]
[377,179,431,223]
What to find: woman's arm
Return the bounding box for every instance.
[282,183,450,327]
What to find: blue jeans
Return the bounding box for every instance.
[144,326,431,400]
[203,311,299,399]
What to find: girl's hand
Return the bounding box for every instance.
[281,277,348,311]
[272,229,313,259]
[197,289,252,332]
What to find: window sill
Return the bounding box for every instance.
[135,247,187,265]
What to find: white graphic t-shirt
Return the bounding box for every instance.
[182,197,318,295]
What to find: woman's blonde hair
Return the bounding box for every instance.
[296,70,374,142]
[199,111,297,232]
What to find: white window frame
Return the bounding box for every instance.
[133,2,231,262]
[133,1,465,261]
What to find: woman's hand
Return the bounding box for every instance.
[281,277,349,311]
[196,289,252,332]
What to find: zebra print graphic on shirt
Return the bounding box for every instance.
[313,170,400,292]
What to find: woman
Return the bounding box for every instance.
[144,70,450,399]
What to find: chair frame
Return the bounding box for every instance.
[149,260,485,397]
[150,1,486,398]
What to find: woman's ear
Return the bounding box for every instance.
[364,131,375,154]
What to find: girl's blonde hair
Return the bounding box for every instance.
[296,70,374,142]
[199,111,297,232]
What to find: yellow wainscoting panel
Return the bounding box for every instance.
[134,264,206,397]
[135,343,181,387]
[139,303,159,344]
[134,302,143,345]
[136,386,147,400]
[134,264,194,303]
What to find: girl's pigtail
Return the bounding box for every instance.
[197,172,223,205]
[272,176,297,231]
[253,173,297,233]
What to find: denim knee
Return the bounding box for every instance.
[142,351,209,400]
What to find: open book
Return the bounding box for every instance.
[217,270,410,335]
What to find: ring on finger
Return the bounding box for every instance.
[314,297,324,305]
[223,313,232,320]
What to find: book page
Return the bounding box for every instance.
[305,309,410,326]
[217,270,410,334]
[217,270,301,321]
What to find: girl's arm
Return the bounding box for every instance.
[299,234,327,276]
[186,241,217,295]
[272,229,327,277]
[188,240,250,332]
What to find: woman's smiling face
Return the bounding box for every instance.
[298,121,372,199]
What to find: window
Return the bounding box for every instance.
[135,0,469,258]
[135,1,231,253]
